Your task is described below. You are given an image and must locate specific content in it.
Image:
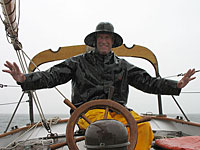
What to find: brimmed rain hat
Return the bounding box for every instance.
[84,22,123,48]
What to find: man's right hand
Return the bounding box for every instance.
[2,61,26,83]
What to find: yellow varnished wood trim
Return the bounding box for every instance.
[113,44,159,75]
[28,45,86,72]
[28,44,159,76]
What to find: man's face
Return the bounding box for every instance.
[96,33,113,55]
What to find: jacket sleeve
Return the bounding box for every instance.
[127,63,181,96]
[20,57,77,91]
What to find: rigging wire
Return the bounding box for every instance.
[4,92,25,133]
[181,91,200,94]
[18,50,67,135]
[21,49,68,99]
[33,92,46,122]
[0,11,4,23]
[0,100,27,106]
[164,70,200,78]
[0,83,20,88]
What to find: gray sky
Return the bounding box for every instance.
[0,0,200,116]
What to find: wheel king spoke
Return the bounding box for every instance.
[104,106,109,119]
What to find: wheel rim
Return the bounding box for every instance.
[66,99,138,150]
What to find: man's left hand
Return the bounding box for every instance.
[177,69,196,89]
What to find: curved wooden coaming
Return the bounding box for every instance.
[28,44,159,77]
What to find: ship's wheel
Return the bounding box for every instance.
[66,99,138,150]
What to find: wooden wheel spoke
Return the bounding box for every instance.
[81,114,92,124]
[75,136,85,142]
[48,136,85,149]
[66,99,138,150]
[49,141,67,149]
[104,106,109,119]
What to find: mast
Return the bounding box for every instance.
[0,0,34,124]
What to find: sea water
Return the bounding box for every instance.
[0,113,200,134]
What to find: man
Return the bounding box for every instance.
[3,22,196,149]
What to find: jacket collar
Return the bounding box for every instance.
[94,49,114,63]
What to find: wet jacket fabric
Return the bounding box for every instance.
[21,50,181,108]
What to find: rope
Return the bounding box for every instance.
[1,0,18,40]
[0,11,4,23]
[0,4,12,44]
[48,116,61,125]
[0,115,61,149]
[1,121,41,149]
[1,0,23,51]
[17,0,20,28]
